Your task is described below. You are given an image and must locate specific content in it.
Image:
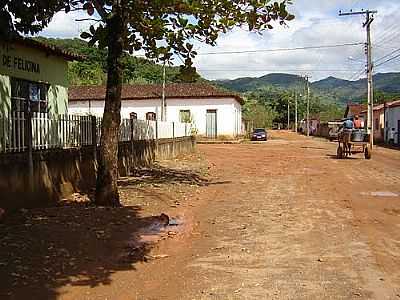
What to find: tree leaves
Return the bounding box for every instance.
[3,0,295,71]
[80,32,92,39]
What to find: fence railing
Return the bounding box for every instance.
[0,113,192,154]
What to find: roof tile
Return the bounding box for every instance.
[69,83,244,105]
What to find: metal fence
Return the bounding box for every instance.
[0,113,192,154]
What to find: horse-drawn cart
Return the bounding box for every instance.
[337,130,372,159]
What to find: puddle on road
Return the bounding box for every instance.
[138,215,184,243]
[360,191,399,197]
[120,214,185,262]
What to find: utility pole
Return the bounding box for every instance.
[302,75,310,137]
[339,9,377,147]
[294,91,298,133]
[161,62,166,121]
[287,98,290,130]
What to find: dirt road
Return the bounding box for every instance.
[2,131,400,299]
[140,131,400,299]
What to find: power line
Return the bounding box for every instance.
[374,21,399,45]
[374,47,400,64]
[197,69,360,72]
[375,52,400,68]
[347,68,365,81]
[197,42,364,55]
[374,30,399,47]
[375,33,400,50]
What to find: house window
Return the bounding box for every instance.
[146,112,156,121]
[130,112,137,119]
[374,118,379,131]
[179,110,191,123]
[11,78,48,113]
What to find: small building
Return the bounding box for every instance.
[359,104,385,143]
[384,100,400,145]
[358,100,400,145]
[0,37,82,116]
[299,117,320,135]
[68,83,244,138]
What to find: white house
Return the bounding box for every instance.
[68,83,244,138]
[384,99,400,145]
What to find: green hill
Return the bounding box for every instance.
[216,72,400,105]
[312,73,400,103]
[217,73,304,92]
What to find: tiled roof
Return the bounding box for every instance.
[345,103,367,117]
[388,99,400,108]
[359,99,400,113]
[12,37,84,61]
[68,83,244,105]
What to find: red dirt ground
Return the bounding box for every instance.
[1,131,400,299]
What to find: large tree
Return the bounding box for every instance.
[1,0,294,206]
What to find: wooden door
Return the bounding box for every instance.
[206,109,217,139]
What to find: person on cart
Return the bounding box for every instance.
[353,115,362,129]
[341,118,354,155]
[343,118,354,130]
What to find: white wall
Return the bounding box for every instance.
[69,97,242,137]
[385,106,400,144]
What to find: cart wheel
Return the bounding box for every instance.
[364,146,372,159]
[337,146,343,159]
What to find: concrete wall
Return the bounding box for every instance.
[0,42,69,115]
[69,97,243,137]
[0,136,195,210]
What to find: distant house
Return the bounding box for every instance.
[358,100,400,145]
[299,117,320,135]
[68,83,244,138]
[384,100,400,145]
[359,104,385,143]
[344,103,366,119]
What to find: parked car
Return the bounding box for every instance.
[251,128,267,141]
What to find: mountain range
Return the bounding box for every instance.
[215,72,400,105]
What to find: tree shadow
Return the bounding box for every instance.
[325,154,360,160]
[376,143,400,151]
[301,146,329,150]
[118,164,231,187]
[0,204,170,299]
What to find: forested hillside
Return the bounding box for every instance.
[312,73,400,104]
[216,72,400,105]
[34,37,202,86]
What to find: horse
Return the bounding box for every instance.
[338,130,352,158]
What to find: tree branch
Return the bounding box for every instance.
[76,18,102,22]
[92,0,108,20]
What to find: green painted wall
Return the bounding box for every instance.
[0,41,69,115]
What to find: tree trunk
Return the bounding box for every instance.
[95,7,124,206]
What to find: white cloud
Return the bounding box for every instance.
[40,11,95,39]
[193,0,400,81]
[39,0,400,81]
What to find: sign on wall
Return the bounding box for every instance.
[1,43,41,75]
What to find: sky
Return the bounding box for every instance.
[39,0,400,82]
